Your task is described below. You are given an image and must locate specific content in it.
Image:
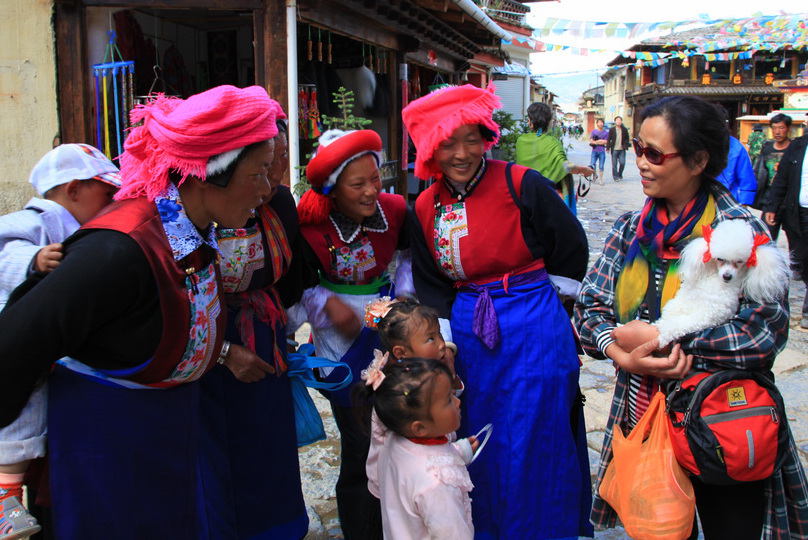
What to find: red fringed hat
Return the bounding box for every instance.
[401,83,501,181]
[299,129,383,225]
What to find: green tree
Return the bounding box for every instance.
[293,87,372,197]
[491,110,529,163]
[321,87,373,131]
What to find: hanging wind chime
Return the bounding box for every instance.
[92,30,134,162]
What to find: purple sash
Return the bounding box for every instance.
[460,267,549,349]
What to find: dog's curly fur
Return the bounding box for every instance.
[655,219,790,348]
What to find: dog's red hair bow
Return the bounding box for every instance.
[746,234,770,268]
[702,225,713,263]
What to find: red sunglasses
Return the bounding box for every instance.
[632,138,680,165]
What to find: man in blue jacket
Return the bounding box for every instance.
[714,106,756,205]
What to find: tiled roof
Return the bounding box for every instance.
[661,85,783,95]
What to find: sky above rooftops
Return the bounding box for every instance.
[526,1,808,111]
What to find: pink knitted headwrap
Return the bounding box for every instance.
[117,85,280,201]
[402,82,501,181]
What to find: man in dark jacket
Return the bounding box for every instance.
[753,113,793,239]
[606,116,630,181]
[763,134,808,328]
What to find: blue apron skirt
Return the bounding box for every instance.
[48,364,202,540]
[452,275,593,540]
[198,309,308,540]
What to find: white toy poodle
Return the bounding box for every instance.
[655,219,790,348]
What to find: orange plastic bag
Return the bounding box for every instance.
[600,391,696,540]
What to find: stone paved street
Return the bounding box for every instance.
[299,136,808,539]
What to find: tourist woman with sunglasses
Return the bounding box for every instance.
[575,95,808,539]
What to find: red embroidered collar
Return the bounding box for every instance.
[408,435,449,446]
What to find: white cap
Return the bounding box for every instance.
[28,144,121,196]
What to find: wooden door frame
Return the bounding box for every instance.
[55,0,274,144]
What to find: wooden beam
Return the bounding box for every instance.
[55,2,92,144]
[414,0,449,12]
[299,3,402,50]
[261,0,290,185]
[263,1,287,111]
[439,11,465,24]
[80,0,263,8]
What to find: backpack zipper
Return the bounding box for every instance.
[703,406,779,425]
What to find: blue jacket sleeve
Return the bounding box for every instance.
[733,139,757,205]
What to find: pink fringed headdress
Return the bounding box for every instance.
[401,82,501,181]
[116,85,280,201]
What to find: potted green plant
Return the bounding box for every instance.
[293,87,372,197]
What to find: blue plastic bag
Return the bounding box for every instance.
[287,343,352,448]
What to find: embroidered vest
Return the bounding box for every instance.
[302,192,407,284]
[82,198,227,385]
[414,160,535,282]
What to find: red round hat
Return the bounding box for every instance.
[402,83,501,180]
[306,129,383,193]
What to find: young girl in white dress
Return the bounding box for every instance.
[358,354,479,540]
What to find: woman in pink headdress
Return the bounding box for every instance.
[0,85,281,540]
[403,83,592,539]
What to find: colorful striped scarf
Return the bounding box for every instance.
[615,189,715,423]
[615,190,716,324]
[229,204,292,374]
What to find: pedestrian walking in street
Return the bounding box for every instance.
[754,113,793,240]
[0,84,282,540]
[516,102,594,215]
[295,128,413,540]
[747,123,766,163]
[576,95,808,539]
[590,118,609,185]
[0,143,120,539]
[405,83,593,540]
[763,132,808,330]
[715,106,757,205]
[607,116,630,181]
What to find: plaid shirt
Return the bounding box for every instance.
[574,182,808,538]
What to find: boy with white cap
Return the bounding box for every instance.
[0,143,119,539]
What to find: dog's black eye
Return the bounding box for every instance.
[716,258,726,264]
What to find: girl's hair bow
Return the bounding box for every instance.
[361,349,389,390]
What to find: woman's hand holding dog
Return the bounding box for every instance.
[612,321,660,352]
[608,321,692,379]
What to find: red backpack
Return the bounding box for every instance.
[665,370,789,485]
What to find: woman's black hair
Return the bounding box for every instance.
[376,298,440,358]
[354,357,453,437]
[478,124,497,142]
[205,139,270,187]
[276,118,288,135]
[526,102,553,133]
[639,96,729,180]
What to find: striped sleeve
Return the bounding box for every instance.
[574,211,638,359]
